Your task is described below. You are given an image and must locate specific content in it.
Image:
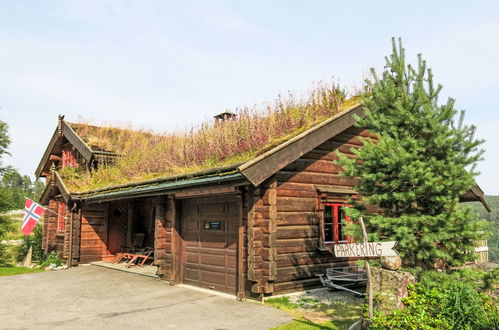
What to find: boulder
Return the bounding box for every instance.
[370,267,415,313]
[380,256,402,270]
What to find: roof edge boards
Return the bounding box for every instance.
[61,120,94,162]
[35,128,60,178]
[71,163,244,196]
[39,172,71,205]
[73,172,247,204]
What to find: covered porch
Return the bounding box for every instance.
[78,197,157,266]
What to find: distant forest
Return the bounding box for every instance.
[468,195,499,261]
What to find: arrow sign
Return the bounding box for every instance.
[333,241,398,258]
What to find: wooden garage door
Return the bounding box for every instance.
[182,195,239,294]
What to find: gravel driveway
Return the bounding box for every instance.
[0,266,291,330]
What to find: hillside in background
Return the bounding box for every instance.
[468,195,499,261]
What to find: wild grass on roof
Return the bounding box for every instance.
[65,82,359,192]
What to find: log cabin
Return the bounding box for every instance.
[36,104,490,299]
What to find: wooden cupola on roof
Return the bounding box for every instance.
[214,111,237,123]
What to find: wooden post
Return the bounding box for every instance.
[236,194,245,301]
[358,217,373,320]
[126,201,133,246]
[68,208,73,268]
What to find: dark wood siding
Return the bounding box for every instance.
[79,204,108,263]
[271,126,375,294]
[107,203,128,254]
[43,199,65,257]
[181,196,239,294]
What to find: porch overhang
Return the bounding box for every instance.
[72,171,248,204]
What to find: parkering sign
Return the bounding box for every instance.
[333,241,398,258]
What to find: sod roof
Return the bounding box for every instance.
[60,84,360,193]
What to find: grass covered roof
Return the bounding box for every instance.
[63,82,360,193]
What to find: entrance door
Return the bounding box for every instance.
[107,203,128,254]
[182,195,239,294]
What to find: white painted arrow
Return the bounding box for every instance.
[333,241,398,258]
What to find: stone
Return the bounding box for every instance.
[370,267,415,314]
[380,256,402,270]
[44,265,54,271]
[23,246,33,268]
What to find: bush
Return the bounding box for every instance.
[0,214,15,266]
[371,270,499,330]
[17,224,44,263]
[40,251,62,267]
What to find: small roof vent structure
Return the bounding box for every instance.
[214,111,237,123]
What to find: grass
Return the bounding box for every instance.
[265,296,363,330]
[0,266,43,276]
[63,82,362,192]
[270,320,337,330]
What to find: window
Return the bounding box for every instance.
[62,149,77,168]
[57,201,66,234]
[323,203,350,244]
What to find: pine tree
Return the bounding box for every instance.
[338,38,487,268]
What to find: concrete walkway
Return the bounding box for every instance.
[0,266,291,330]
[90,260,159,278]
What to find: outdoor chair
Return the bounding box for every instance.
[111,233,145,264]
[125,247,154,268]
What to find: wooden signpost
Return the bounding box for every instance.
[332,217,399,321]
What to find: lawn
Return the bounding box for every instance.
[266,295,363,330]
[0,266,43,276]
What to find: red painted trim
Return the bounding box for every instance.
[323,203,350,245]
[57,201,66,234]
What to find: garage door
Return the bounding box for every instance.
[182,195,239,294]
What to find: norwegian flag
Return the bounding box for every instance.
[22,198,46,235]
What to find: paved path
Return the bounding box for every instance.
[0,266,291,330]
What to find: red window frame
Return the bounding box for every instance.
[62,149,77,168]
[57,201,66,234]
[323,203,350,244]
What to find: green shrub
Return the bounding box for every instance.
[371,270,499,330]
[40,251,62,267]
[0,214,16,266]
[17,224,44,263]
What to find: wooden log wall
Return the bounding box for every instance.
[42,208,49,252]
[247,178,277,295]
[43,199,64,256]
[271,127,375,294]
[240,187,251,295]
[70,209,81,265]
[62,204,71,260]
[79,204,108,263]
[154,197,168,277]
[155,195,178,282]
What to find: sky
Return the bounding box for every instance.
[0,1,498,194]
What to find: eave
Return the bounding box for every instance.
[61,119,94,161]
[35,116,106,179]
[460,184,491,212]
[40,171,72,205]
[35,128,59,178]
[70,164,248,204]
